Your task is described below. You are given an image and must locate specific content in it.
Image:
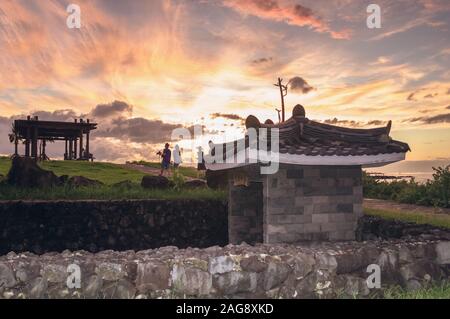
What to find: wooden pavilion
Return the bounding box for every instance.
[12,116,97,161]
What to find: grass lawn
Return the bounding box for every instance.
[364,207,450,229]
[0,156,146,185]
[0,184,226,201]
[0,157,201,185]
[383,282,450,299]
[129,160,202,179]
[0,157,225,200]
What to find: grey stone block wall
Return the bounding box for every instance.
[263,165,363,243]
[228,180,263,244]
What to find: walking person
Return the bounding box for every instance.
[173,144,182,169]
[158,143,171,176]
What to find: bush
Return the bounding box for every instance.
[363,165,450,208]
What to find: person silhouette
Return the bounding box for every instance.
[159,143,171,176]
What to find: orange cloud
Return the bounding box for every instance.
[221,0,351,39]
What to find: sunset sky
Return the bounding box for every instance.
[0,0,449,169]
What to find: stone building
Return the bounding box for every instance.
[205,105,410,244]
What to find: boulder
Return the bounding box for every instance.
[67,176,104,188]
[205,169,228,189]
[141,175,170,189]
[184,179,207,189]
[6,156,60,188]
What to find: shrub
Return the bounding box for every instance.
[363,166,450,208]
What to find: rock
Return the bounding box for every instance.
[435,241,450,264]
[240,256,267,273]
[184,179,207,189]
[104,279,136,299]
[27,277,47,299]
[95,262,125,281]
[398,246,414,264]
[205,169,228,189]
[67,176,104,188]
[262,260,291,291]
[6,156,60,188]
[405,279,422,291]
[112,180,134,189]
[0,263,17,288]
[136,261,170,292]
[335,275,370,297]
[58,175,69,184]
[83,275,103,298]
[295,269,334,299]
[399,261,443,283]
[208,256,236,274]
[171,264,212,296]
[213,271,257,295]
[141,175,170,189]
[316,253,338,273]
[40,264,67,283]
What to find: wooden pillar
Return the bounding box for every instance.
[25,116,31,157]
[31,128,38,160]
[79,130,83,160]
[69,139,73,160]
[86,131,90,159]
[42,139,46,160]
[74,119,78,160]
[65,139,68,160]
[14,133,18,156]
[74,137,77,160]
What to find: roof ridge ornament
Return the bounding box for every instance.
[245,115,261,129]
[292,104,306,118]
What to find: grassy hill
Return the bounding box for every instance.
[0,157,223,200]
[0,157,200,185]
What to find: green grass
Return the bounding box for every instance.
[364,207,450,229]
[129,160,203,179]
[0,183,226,201]
[0,157,224,200]
[383,282,450,299]
[0,157,146,185]
[0,156,10,176]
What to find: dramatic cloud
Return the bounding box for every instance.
[288,76,315,94]
[221,0,350,39]
[91,101,133,118]
[323,118,387,128]
[95,117,184,144]
[406,113,450,124]
[446,105,450,109]
[0,101,194,159]
[210,113,245,121]
[251,57,273,65]
[407,92,417,101]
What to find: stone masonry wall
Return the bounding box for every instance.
[0,199,228,255]
[1,239,449,299]
[228,180,263,244]
[264,165,363,243]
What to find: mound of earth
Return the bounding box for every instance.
[141,175,170,189]
[6,157,60,188]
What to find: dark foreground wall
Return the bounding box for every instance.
[0,200,228,255]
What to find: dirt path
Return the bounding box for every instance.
[364,198,450,215]
[122,163,197,181]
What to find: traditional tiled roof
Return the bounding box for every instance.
[210,105,410,163]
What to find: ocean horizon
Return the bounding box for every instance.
[365,159,450,183]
